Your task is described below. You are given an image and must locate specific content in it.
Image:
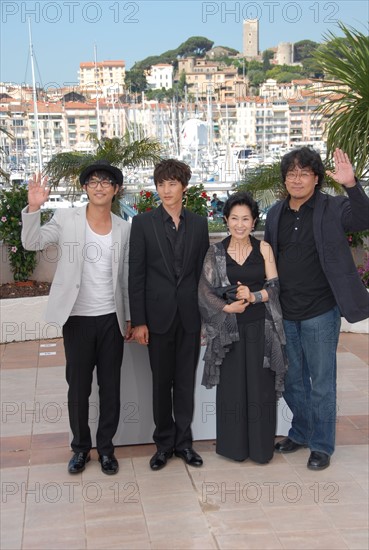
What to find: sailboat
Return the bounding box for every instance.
[28,19,43,174]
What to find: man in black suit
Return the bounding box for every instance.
[129,159,209,470]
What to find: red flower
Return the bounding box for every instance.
[146,191,152,198]
[146,207,152,211]
[201,192,207,198]
[140,190,144,196]
[133,204,137,209]
[208,211,213,217]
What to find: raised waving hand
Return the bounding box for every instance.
[28,173,50,212]
[326,148,356,188]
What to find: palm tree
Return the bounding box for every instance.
[237,161,343,214]
[237,163,287,211]
[44,134,162,188]
[313,23,369,178]
[44,134,162,215]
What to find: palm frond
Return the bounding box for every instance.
[236,160,343,209]
[314,23,369,177]
[44,152,96,187]
[43,136,163,203]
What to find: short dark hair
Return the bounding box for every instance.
[87,170,117,184]
[281,147,325,188]
[223,191,260,229]
[153,159,191,188]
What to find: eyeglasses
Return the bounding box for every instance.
[285,170,315,182]
[86,177,114,189]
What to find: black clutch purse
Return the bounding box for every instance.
[214,284,239,303]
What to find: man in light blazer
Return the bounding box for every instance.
[129,159,209,471]
[21,160,131,475]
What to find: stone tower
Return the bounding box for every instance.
[243,19,259,59]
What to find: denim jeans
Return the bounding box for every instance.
[283,306,341,456]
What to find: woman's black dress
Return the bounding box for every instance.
[216,235,276,463]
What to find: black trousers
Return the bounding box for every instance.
[63,313,124,456]
[148,312,201,451]
[216,319,276,463]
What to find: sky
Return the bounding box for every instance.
[1,0,368,87]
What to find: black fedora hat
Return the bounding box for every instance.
[79,160,123,186]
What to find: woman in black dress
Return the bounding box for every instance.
[199,192,287,464]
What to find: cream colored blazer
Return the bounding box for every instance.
[21,205,130,335]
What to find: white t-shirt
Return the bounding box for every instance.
[70,222,116,317]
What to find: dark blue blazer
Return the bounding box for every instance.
[264,183,369,323]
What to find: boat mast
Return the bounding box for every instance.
[28,19,43,172]
[94,44,102,141]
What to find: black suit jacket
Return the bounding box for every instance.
[129,206,210,334]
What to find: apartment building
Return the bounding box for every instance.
[289,95,325,144]
[0,99,64,169]
[79,60,126,96]
[0,94,130,174]
[177,58,246,102]
[0,80,329,174]
[235,97,290,149]
[146,64,173,90]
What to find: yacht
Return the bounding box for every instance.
[41,195,72,210]
[72,193,89,207]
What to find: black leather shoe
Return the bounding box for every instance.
[307,451,330,470]
[68,451,90,474]
[149,450,173,471]
[99,454,119,475]
[275,437,306,454]
[174,448,203,467]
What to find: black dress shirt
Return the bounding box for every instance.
[161,205,186,279]
[277,194,336,320]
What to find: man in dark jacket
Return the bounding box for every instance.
[129,159,209,470]
[265,147,369,470]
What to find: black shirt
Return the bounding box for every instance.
[277,194,336,320]
[162,205,185,279]
[225,236,266,324]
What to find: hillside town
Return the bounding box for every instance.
[0,19,347,183]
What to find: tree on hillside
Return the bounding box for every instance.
[276,71,304,83]
[262,50,274,71]
[212,46,239,56]
[301,57,324,78]
[314,23,369,177]
[132,37,214,72]
[248,70,266,88]
[317,35,351,60]
[294,40,319,61]
[124,69,147,93]
[176,36,214,57]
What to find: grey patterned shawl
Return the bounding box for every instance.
[198,239,288,397]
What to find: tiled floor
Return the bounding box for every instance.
[1,332,368,550]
